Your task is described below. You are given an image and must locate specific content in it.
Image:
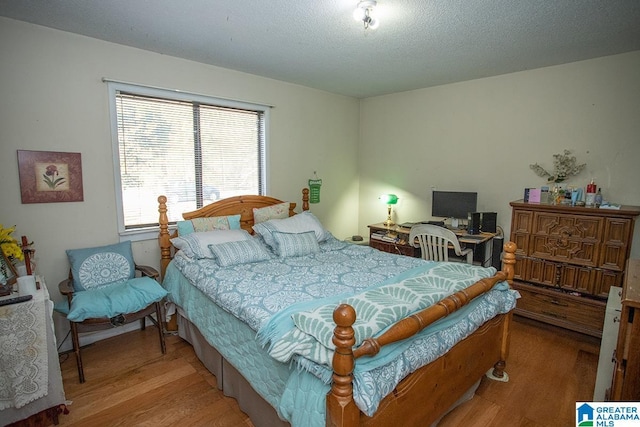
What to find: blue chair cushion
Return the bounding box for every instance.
[66,241,135,292]
[63,276,168,322]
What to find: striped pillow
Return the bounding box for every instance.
[272,231,320,258]
[171,229,251,259]
[208,239,272,267]
[252,212,328,250]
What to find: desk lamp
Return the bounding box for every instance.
[379,194,398,227]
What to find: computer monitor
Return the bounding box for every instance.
[432,191,478,221]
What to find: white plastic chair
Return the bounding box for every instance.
[409,224,473,264]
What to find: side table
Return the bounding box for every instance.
[0,277,67,426]
[344,236,369,246]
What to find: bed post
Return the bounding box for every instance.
[501,241,516,284]
[158,195,172,279]
[327,304,359,427]
[302,188,310,212]
[490,240,517,380]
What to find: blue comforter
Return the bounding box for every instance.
[167,235,517,425]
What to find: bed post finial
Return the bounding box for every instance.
[302,188,309,212]
[502,241,517,282]
[302,188,310,211]
[158,195,171,278]
[327,304,359,427]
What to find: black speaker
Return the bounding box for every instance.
[467,212,481,234]
[480,212,497,233]
[468,212,497,234]
[491,236,504,270]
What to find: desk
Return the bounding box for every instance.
[0,277,66,426]
[368,223,496,267]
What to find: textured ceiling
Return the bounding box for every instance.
[1,0,639,98]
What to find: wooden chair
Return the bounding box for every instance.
[409,224,473,264]
[58,263,166,383]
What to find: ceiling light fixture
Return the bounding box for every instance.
[353,0,379,30]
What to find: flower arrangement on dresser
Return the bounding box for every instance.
[529,149,586,183]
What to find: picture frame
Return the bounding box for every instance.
[17,150,84,204]
[0,253,18,295]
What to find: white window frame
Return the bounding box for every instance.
[106,80,270,241]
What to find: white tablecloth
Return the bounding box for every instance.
[0,277,65,426]
[0,279,49,410]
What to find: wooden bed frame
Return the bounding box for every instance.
[157,190,516,427]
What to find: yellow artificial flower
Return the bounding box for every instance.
[0,224,24,261]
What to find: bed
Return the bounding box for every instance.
[157,190,518,427]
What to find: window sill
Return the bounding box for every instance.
[119,226,173,243]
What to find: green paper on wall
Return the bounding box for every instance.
[308,179,322,204]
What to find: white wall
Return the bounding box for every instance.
[3,15,640,350]
[0,17,360,346]
[358,51,640,257]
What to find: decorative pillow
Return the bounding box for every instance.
[176,220,196,236]
[252,211,328,249]
[192,215,241,232]
[271,231,321,258]
[66,276,168,322]
[66,241,135,292]
[208,239,272,267]
[253,202,290,224]
[177,215,242,236]
[171,229,251,259]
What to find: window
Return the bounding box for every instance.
[107,81,268,239]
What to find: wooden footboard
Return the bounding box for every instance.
[327,242,517,427]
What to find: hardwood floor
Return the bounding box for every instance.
[438,317,599,427]
[55,316,600,427]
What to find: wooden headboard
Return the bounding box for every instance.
[158,188,310,277]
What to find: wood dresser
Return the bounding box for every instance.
[509,200,640,337]
[610,259,640,400]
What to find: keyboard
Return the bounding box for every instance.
[460,235,486,241]
[399,222,417,228]
[399,221,446,228]
[0,294,33,306]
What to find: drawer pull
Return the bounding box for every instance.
[541,310,567,319]
[548,299,569,307]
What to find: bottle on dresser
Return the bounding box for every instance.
[586,179,597,206]
[595,188,603,208]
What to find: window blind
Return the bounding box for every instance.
[108,83,267,234]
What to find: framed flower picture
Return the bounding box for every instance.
[17,150,84,204]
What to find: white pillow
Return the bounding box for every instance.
[252,212,328,249]
[171,229,251,259]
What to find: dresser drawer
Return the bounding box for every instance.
[513,282,606,337]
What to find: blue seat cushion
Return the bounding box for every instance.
[63,276,168,322]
